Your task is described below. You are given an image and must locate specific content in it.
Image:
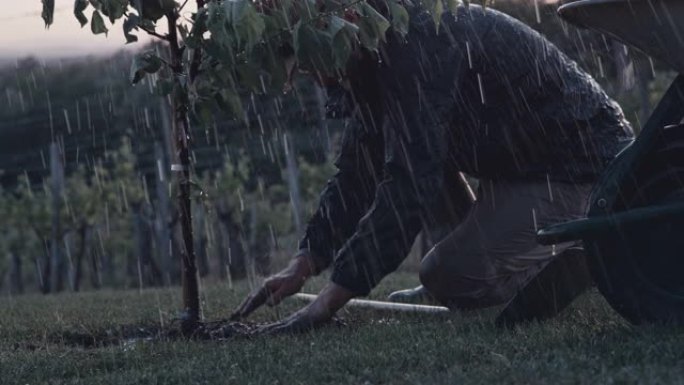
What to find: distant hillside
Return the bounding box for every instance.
[0,57,13,69]
[0,51,338,189]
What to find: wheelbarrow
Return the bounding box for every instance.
[532,0,684,325]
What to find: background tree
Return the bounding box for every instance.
[40,0,405,333]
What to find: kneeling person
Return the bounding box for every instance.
[231,4,634,332]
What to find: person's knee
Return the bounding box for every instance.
[419,247,449,302]
[420,246,512,309]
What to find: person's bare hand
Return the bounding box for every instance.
[230,253,315,321]
[253,303,332,335]
[253,282,355,335]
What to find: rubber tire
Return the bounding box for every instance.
[586,124,684,324]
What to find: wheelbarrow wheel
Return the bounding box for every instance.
[587,124,684,324]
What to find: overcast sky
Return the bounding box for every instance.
[0,2,161,59]
[0,1,558,60]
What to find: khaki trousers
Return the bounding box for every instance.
[420,180,592,309]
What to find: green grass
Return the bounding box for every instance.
[1,273,683,384]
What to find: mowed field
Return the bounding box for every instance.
[1,272,683,385]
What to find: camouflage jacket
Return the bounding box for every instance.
[299,4,634,295]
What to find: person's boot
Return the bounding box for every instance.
[495,247,593,328]
[387,285,438,304]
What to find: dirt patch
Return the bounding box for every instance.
[14,321,266,350]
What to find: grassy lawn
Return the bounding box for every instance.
[1,272,683,384]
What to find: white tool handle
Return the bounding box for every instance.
[294,293,451,314]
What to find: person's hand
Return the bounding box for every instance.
[230,252,316,321]
[254,282,355,335]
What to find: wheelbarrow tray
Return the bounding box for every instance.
[559,0,684,72]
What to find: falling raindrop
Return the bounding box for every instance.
[63,109,72,135]
[477,73,486,105]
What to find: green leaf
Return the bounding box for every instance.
[102,0,128,24]
[293,20,334,73]
[218,90,244,122]
[328,15,358,37]
[130,51,163,84]
[388,0,410,36]
[249,43,288,92]
[433,0,444,32]
[361,2,391,36]
[262,0,293,33]
[236,63,261,91]
[331,30,353,70]
[42,0,55,28]
[291,0,319,22]
[204,2,236,63]
[123,15,140,43]
[91,10,109,35]
[423,0,444,32]
[356,2,390,51]
[161,0,177,13]
[185,8,207,49]
[447,0,461,14]
[134,0,174,21]
[74,0,89,27]
[197,104,214,127]
[225,0,266,53]
[154,78,175,96]
[328,16,358,69]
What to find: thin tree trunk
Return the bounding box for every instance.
[194,202,209,277]
[175,125,200,330]
[133,204,146,287]
[50,142,65,292]
[213,212,228,280]
[635,53,655,131]
[89,242,101,290]
[156,134,172,285]
[283,133,303,236]
[612,41,635,94]
[168,44,199,333]
[73,225,88,292]
[39,242,51,294]
[246,203,258,285]
[218,208,247,280]
[102,252,114,287]
[147,252,164,286]
[134,204,160,287]
[9,251,23,295]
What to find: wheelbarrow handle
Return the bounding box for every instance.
[537,202,684,245]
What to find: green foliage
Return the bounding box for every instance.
[388,0,409,37]
[189,0,414,120]
[422,0,443,32]
[133,0,177,21]
[226,0,267,52]
[356,2,391,50]
[41,0,55,27]
[298,155,335,217]
[41,0,447,122]
[123,14,141,43]
[130,50,164,84]
[0,140,148,291]
[75,0,90,27]
[91,10,109,35]
[0,140,336,292]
